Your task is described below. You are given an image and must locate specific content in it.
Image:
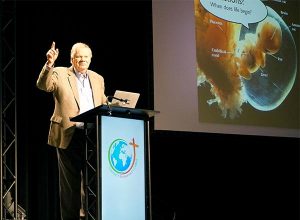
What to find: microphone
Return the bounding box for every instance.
[107,96,129,104]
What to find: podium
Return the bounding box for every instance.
[71,105,159,220]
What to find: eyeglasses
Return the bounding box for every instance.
[74,55,91,59]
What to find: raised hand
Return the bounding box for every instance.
[46,41,59,67]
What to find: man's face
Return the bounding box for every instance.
[71,47,92,73]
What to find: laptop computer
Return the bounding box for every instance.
[110,90,140,108]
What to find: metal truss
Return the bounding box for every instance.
[84,126,98,220]
[1,0,25,219]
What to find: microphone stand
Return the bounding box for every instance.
[106,96,129,115]
[107,96,129,104]
[107,96,129,103]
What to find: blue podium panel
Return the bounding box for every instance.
[100,115,146,220]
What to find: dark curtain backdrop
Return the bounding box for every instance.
[14,1,299,220]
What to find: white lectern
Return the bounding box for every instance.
[71,105,158,220]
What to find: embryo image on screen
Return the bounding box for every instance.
[195,0,299,129]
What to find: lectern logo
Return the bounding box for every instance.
[108,138,139,177]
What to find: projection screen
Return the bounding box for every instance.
[152,0,300,138]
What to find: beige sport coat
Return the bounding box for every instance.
[36,64,107,149]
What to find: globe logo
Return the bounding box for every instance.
[108,138,138,176]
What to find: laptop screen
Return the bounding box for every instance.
[110,90,140,108]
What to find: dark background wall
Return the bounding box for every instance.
[14,1,299,220]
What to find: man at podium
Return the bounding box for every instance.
[36,41,107,220]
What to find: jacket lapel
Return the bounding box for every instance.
[88,72,102,107]
[67,67,80,108]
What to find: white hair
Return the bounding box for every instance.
[70,42,92,59]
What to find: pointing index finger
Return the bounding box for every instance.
[51,41,56,50]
